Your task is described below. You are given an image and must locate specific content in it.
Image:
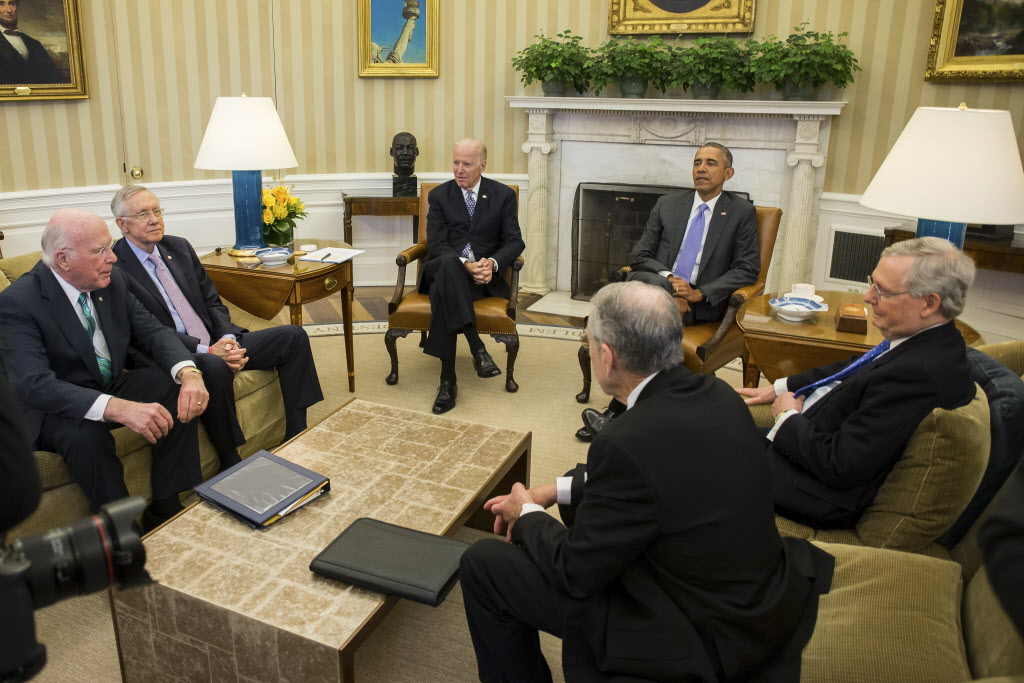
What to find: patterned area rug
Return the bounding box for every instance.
[305,321,585,341]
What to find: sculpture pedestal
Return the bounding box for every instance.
[393,175,417,197]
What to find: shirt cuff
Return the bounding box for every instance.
[658,270,672,278]
[85,394,112,422]
[556,476,573,505]
[766,409,799,441]
[773,378,789,396]
[520,503,545,517]
[171,360,198,384]
[196,344,209,354]
[488,257,498,271]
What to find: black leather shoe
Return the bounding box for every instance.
[432,381,458,414]
[575,407,614,442]
[141,507,173,534]
[473,349,502,378]
[575,425,594,442]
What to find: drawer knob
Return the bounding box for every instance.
[324,277,338,291]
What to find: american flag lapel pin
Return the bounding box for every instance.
[482,195,487,199]
[98,297,103,302]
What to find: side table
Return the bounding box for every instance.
[884,227,1024,275]
[343,195,419,245]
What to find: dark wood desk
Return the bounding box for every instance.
[343,195,419,245]
[200,240,355,391]
[884,227,1024,275]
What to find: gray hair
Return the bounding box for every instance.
[587,282,683,376]
[698,141,733,168]
[110,184,150,218]
[40,208,88,267]
[454,137,487,162]
[881,236,976,318]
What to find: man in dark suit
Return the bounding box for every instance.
[0,209,216,527]
[0,0,64,84]
[417,138,524,414]
[462,281,833,682]
[981,456,1024,633]
[110,185,323,443]
[738,237,978,528]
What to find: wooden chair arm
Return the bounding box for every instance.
[610,266,632,283]
[730,280,766,307]
[696,280,765,360]
[388,244,428,313]
[507,256,524,319]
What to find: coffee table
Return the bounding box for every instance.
[736,291,984,388]
[109,399,531,682]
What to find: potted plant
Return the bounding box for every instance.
[262,184,307,248]
[592,36,673,98]
[749,23,860,100]
[511,30,592,96]
[669,36,754,99]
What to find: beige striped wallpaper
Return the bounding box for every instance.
[1,0,1022,195]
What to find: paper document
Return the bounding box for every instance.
[299,247,365,264]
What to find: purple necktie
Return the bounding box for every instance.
[147,252,210,346]
[673,203,708,281]
[793,339,892,398]
[461,190,476,258]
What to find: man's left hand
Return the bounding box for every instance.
[469,258,494,286]
[668,275,704,303]
[484,482,535,541]
[771,392,805,418]
[176,371,209,423]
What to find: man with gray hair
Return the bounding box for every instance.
[461,281,833,682]
[738,236,978,528]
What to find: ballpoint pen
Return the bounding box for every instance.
[320,252,334,262]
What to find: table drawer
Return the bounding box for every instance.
[296,270,343,303]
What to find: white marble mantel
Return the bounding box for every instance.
[507,96,846,295]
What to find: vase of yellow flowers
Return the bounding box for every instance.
[262,184,307,249]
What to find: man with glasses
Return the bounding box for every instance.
[110,185,323,445]
[0,208,213,529]
[737,237,977,527]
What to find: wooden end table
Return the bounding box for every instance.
[199,239,355,392]
[343,195,419,245]
[736,291,984,388]
[884,227,1024,275]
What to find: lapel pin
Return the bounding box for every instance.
[720,212,727,216]
[98,296,103,302]
[167,255,173,259]
[482,195,487,199]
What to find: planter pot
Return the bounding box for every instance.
[781,78,816,101]
[264,222,295,249]
[618,75,648,98]
[541,79,568,96]
[691,80,723,100]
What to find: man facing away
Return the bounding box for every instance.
[417,138,525,414]
[110,185,323,446]
[0,209,219,528]
[738,236,977,528]
[461,281,833,682]
[0,0,64,84]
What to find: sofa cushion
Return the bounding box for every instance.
[0,251,42,283]
[802,541,971,682]
[0,268,10,291]
[963,565,1024,679]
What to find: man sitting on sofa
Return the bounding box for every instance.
[737,236,977,528]
[0,208,220,528]
[110,185,323,443]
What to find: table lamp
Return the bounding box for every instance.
[194,95,298,254]
[859,105,1024,248]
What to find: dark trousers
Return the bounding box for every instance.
[421,254,485,360]
[460,538,572,683]
[35,367,202,513]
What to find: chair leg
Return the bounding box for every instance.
[492,334,519,393]
[576,344,591,403]
[385,328,412,385]
[418,331,427,348]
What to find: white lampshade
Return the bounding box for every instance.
[194,96,298,171]
[860,106,1024,225]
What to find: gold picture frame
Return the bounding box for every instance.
[358,0,438,78]
[925,0,1024,81]
[0,0,87,101]
[608,0,755,35]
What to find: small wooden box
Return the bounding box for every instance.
[835,303,868,334]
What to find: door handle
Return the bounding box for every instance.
[129,165,144,179]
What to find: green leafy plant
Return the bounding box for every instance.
[511,30,593,94]
[669,36,754,93]
[749,23,861,92]
[592,36,674,95]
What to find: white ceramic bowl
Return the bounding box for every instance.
[783,291,825,304]
[769,296,829,322]
[254,247,293,266]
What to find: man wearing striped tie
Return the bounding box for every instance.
[0,209,215,530]
[737,237,978,528]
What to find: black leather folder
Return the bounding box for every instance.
[309,518,469,607]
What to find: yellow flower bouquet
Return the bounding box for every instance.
[262,184,308,248]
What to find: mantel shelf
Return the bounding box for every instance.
[507,96,846,117]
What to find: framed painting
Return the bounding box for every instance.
[358,0,438,78]
[0,0,87,100]
[925,0,1024,81]
[608,0,755,35]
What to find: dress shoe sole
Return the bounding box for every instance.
[575,426,594,443]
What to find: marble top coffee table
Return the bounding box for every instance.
[110,399,531,682]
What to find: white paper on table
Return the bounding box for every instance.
[298,247,365,264]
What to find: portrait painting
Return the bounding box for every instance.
[607,0,755,34]
[0,0,86,100]
[358,0,439,78]
[926,0,1024,81]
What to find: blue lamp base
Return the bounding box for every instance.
[915,218,967,249]
[231,170,266,251]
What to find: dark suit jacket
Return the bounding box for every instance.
[112,236,245,353]
[0,31,63,84]
[629,190,759,323]
[418,177,524,299]
[513,365,831,681]
[769,321,975,527]
[0,262,193,442]
[981,456,1024,633]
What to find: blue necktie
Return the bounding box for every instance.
[793,339,892,398]
[78,293,114,386]
[673,203,708,281]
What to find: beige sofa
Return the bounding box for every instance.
[0,251,287,541]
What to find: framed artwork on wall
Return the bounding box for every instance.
[358,0,438,78]
[0,0,87,101]
[925,0,1024,81]
[607,0,755,35]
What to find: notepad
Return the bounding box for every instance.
[298,247,364,264]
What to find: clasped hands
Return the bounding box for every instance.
[209,337,248,372]
[103,369,209,445]
[484,482,557,541]
[735,385,806,418]
[465,258,494,286]
[666,275,702,315]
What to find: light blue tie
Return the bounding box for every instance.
[793,339,892,398]
[78,293,114,386]
[672,203,708,281]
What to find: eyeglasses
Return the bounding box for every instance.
[119,208,164,221]
[866,275,909,299]
[70,242,115,257]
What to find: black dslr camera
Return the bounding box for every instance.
[0,497,151,682]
